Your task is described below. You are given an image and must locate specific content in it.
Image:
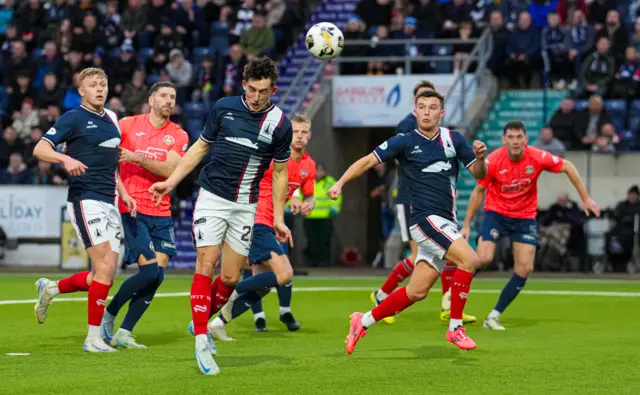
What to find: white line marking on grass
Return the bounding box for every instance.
[1,287,640,306]
[5,353,30,356]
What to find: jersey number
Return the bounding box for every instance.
[241,226,252,242]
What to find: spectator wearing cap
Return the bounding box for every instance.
[166,48,193,105]
[240,13,275,57]
[506,11,541,89]
[0,153,33,185]
[411,0,442,35]
[341,16,368,75]
[112,42,138,95]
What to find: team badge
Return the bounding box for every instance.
[490,228,500,240]
[163,135,175,146]
[300,168,308,178]
[525,165,534,175]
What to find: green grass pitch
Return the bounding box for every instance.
[0,275,638,395]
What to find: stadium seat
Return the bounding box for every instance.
[619,129,638,151]
[138,47,154,64]
[629,100,640,132]
[192,47,212,64]
[183,101,206,119]
[574,99,589,112]
[31,48,44,60]
[604,100,627,131]
[432,45,453,74]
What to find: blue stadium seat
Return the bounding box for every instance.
[138,47,154,64]
[111,48,121,59]
[183,101,205,119]
[574,99,589,112]
[192,47,212,64]
[618,130,637,151]
[629,100,640,132]
[31,48,44,60]
[604,99,627,131]
[431,45,453,74]
[186,118,204,141]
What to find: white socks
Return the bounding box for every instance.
[488,309,501,320]
[376,290,389,301]
[279,306,291,315]
[449,319,463,331]
[361,312,376,329]
[211,316,225,326]
[253,311,266,321]
[46,281,60,297]
[88,325,101,338]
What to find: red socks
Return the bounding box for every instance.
[87,280,110,326]
[450,269,474,320]
[371,286,414,321]
[58,271,90,293]
[380,258,414,294]
[208,276,222,319]
[441,263,455,294]
[191,273,213,336]
[212,278,235,315]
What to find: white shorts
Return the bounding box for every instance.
[67,200,122,253]
[395,203,411,243]
[409,215,462,273]
[192,188,257,256]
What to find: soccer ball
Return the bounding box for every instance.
[305,22,344,60]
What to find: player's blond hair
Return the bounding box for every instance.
[78,67,108,84]
[290,113,311,128]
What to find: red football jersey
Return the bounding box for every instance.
[478,145,564,219]
[254,152,316,227]
[118,114,189,216]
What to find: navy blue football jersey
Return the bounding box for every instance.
[41,106,121,204]
[394,113,417,206]
[198,96,292,204]
[374,127,476,224]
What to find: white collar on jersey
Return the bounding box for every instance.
[80,104,106,116]
[413,127,442,141]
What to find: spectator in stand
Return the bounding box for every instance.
[40,105,61,131]
[217,43,247,98]
[356,0,393,36]
[107,96,127,119]
[33,41,64,89]
[367,25,392,75]
[37,72,65,110]
[587,0,616,30]
[529,0,559,28]
[592,122,619,153]
[71,13,104,61]
[499,0,528,31]
[23,126,43,168]
[240,13,275,57]
[441,0,472,37]
[542,12,572,89]
[62,72,81,111]
[531,126,567,154]
[14,0,46,52]
[166,48,193,104]
[154,19,181,56]
[122,0,148,48]
[0,127,24,169]
[232,0,258,40]
[146,0,173,42]
[193,55,216,103]
[0,1,15,36]
[102,0,123,50]
[606,185,640,272]
[341,16,369,75]
[411,0,442,35]
[557,0,587,25]
[453,20,476,72]
[265,0,287,28]
[487,10,511,87]
[9,73,36,113]
[12,99,39,142]
[595,10,629,65]
[3,40,32,88]
[0,152,33,185]
[568,10,596,89]
[1,23,19,59]
[121,70,148,115]
[632,1,640,21]
[632,18,640,54]
[54,18,73,55]
[506,11,541,89]
[611,47,639,99]
[112,42,138,96]
[61,50,84,87]
[549,98,578,147]
[174,0,207,49]
[578,36,615,97]
[33,160,67,186]
[574,95,612,148]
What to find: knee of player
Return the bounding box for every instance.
[220,271,241,286]
[514,262,534,277]
[459,253,480,272]
[406,286,428,302]
[273,256,293,285]
[478,253,493,268]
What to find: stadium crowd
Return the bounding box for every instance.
[0,0,309,184]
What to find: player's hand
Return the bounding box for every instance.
[274,221,294,247]
[119,148,140,163]
[121,194,137,218]
[473,140,487,160]
[62,157,88,177]
[289,196,302,214]
[300,200,314,216]
[583,198,601,217]
[149,180,175,206]
[328,183,342,200]
[460,224,471,240]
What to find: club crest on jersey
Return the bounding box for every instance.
[163,135,175,146]
[300,168,308,178]
[490,228,500,240]
[525,165,535,175]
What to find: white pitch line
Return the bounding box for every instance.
[1,287,640,306]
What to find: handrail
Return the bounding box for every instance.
[542,48,551,122]
[343,38,481,45]
[290,61,326,115]
[277,56,316,113]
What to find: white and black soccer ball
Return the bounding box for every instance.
[305,22,344,60]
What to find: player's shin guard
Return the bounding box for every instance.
[380,258,414,295]
[191,274,213,336]
[121,267,165,332]
[107,263,159,317]
[57,271,91,294]
[365,286,414,328]
[211,278,235,315]
[88,280,110,336]
[449,269,473,330]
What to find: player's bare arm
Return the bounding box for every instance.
[300,194,315,216]
[328,153,379,199]
[149,138,210,203]
[117,168,137,216]
[119,147,181,178]
[560,159,600,217]
[273,161,293,246]
[467,140,488,180]
[33,139,87,176]
[461,183,487,239]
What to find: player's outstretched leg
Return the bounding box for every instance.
[244,268,268,332]
[209,288,270,341]
[277,280,299,331]
[371,255,414,325]
[439,263,477,324]
[35,271,91,324]
[484,242,535,331]
[347,261,438,355]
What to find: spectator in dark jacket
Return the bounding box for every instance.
[610,47,639,99]
[568,9,595,87]
[33,41,64,89]
[341,16,369,75]
[557,0,587,25]
[595,10,629,65]
[411,0,442,35]
[442,0,472,36]
[549,98,578,148]
[356,0,393,35]
[578,36,615,97]
[488,11,511,84]
[529,0,558,28]
[0,152,33,185]
[542,12,572,88]
[573,95,613,148]
[0,127,25,169]
[506,11,541,88]
[36,72,65,110]
[587,0,616,29]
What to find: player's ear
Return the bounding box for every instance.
[524,135,529,144]
[271,85,278,96]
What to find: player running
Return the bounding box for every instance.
[329,90,487,353]
[206,113,316,340]
[100,82,188,349]
[460,120,600,330]
[369,80,476,325]
[32,67,136,352]
[149,57,292,375]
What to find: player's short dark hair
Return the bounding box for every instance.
[413,80,435,97]
[149,81,176,96]
[243,56,279,84]
[503,120,526,135]
[415,90,444,109]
